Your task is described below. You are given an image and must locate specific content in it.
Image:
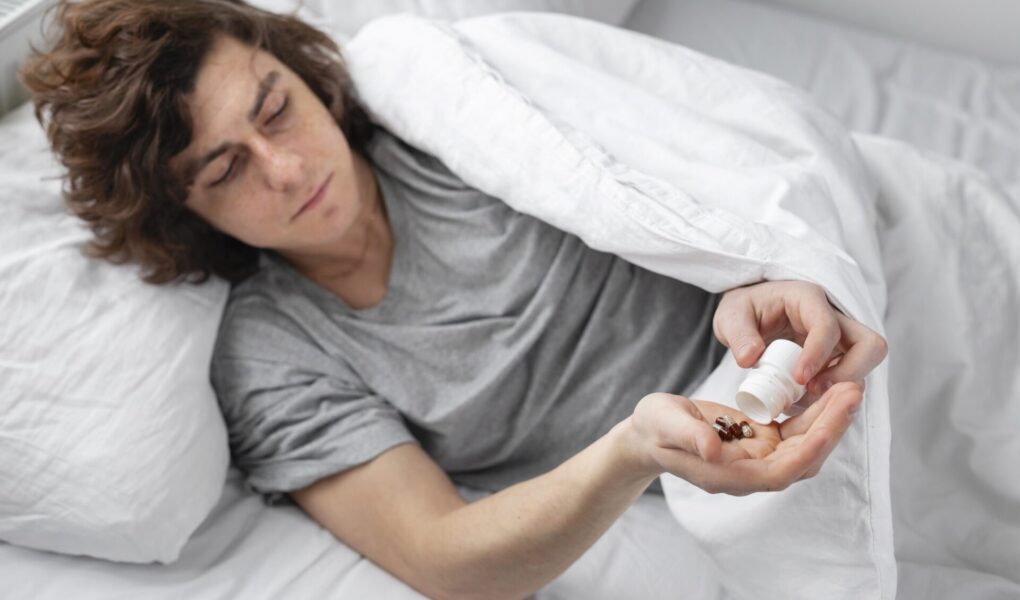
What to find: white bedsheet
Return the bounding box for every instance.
[3,2,1017,599]
[0,469,723,599]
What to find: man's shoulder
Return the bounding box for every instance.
[215,255,313,358]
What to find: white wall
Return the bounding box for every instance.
[754,0,1020,64]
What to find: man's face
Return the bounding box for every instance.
[172,35,364,253]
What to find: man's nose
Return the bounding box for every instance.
[251,136,302,192]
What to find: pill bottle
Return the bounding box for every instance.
[735,339,806,424]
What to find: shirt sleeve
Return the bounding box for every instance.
[210,299,417,505]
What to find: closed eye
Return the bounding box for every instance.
[266,96,288,124]
[211,157,236,187]
[206,96,287,188]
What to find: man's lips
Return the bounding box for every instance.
[293,172,333,221]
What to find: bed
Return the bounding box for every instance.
[2,1,1017,598]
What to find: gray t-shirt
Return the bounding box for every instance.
[211,129,728,504]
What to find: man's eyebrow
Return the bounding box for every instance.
[248,70,280,122]
[182,70,281,186]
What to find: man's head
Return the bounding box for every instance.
[22,0,374,284]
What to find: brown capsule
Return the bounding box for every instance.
[712,422,733,441]
[740,422,754,438]
[728,423,743,439]
[716,415,737,429]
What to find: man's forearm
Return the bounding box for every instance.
[415,418,660,600]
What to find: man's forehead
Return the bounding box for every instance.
[175,40,280,177]
[192,38,273,110]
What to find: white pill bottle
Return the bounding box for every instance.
[735,339,807,424]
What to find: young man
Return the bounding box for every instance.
[24,1,886,597]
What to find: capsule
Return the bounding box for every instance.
[740,422,754,439]
[715,415,737,429]
[713,422,734,441]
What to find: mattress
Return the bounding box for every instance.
[4,0,1017,598]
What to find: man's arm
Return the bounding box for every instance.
[291,383,863,600]
[292,419,655,600]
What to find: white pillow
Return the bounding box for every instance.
[250,0,642,42]
[0,103,230,564]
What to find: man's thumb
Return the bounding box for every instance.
[662,395,719,462]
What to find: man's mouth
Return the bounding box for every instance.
[293,172,333,221]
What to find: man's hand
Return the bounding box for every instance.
[713,281,888,399]
[624,382,863,495]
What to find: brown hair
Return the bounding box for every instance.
[21,0,375,284]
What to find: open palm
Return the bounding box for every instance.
[631,382,863,495]
[690,399,820,465]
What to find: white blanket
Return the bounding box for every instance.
[345,12,1020,599]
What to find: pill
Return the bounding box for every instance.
[716,415,737,429]
[740,422,754,438]
[712,422,733,441]
[728,423,743,438]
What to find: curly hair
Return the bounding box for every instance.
[21,0,375,284]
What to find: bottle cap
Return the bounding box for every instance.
[735,339,806,424]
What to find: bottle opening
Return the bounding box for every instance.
[736,391,773,425]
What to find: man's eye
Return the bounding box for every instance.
[266,96,288,124]
[204,96,286,189]
[211,157,236,187]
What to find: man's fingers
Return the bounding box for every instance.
[808,312,888,393]
[691,436,823,495]
[724,383,862,493]
[777,384,838,439]
[792,297,841,384]
[793,382,863,475]
[714,294,766,368]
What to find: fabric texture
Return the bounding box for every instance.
[212,127,727,504]
[0,103,231,564]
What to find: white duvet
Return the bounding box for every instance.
[345,13,1020,599]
